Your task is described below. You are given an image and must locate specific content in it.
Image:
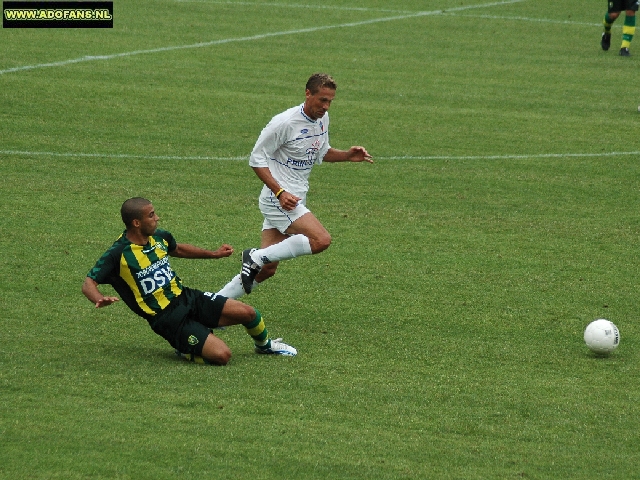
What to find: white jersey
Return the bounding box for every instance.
[250,103,331,201]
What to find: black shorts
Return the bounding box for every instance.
[149,287,227,356]
[608,0,639,13]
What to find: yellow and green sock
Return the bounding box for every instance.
[245,309,270,348]
[604,13,614,34]
[622,15,636,49]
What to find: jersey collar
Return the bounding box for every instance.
[299,104,318,124]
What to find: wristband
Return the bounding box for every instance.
[275,188,285,199]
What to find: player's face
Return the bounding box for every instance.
[138,204,159,236]
[303,86,335,120]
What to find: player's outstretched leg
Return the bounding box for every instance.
[243,309,297,356]
[240,234,314,294]
[219,301,297,357]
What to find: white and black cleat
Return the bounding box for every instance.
[241,248,261,294]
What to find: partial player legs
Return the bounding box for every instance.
[621,11,636,55]
[602,11,618,51]
[181,301,296,364]
[601,8,636,55]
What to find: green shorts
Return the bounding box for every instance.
[149,287,227,356]
[608,0,639,13]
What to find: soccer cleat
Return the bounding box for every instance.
[620,47,631,56]
[240,248,261,294]
[255,338,297,356]
[601,32,611,51]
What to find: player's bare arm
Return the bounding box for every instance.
[252,166,301,211]
[82,277,120,308]
[171,243,234,259]
[323,146,373,163]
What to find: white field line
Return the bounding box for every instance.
[451,13,601,27]
[0,150,247,161]
[173,1,601,27]
[2,150,639,161]
[377,152,640,160]
[0,0,523,75]
[174,0,417,13]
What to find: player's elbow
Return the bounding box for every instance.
[81,277,95,297]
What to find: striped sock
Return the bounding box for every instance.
[604,13,614,33]
[622,15,636,48]
[245,309,270,347]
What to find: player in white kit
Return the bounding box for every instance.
[217,73,372,298]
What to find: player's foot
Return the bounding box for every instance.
[241,248,261,294]
[174,350,211,364]
[601,32,611,51]
[255,338,297,356]
[619,47,631,56]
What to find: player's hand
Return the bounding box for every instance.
[214,244,234,258]
[279,191,301,211]
[95,297,119,308]
[347,146,373,163]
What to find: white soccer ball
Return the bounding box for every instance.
[584,319,620,354]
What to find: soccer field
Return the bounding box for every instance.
[1,1,639,478]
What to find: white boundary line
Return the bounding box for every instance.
[0,150,247,161]
[2,150,639,161]
[452,13,601,27]
[174,0,417,13]
[173,1,601,27]
[378,152,640,160]
[0,0,523,75]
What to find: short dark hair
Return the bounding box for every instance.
[306,73,337,94]
[121,197,151,228]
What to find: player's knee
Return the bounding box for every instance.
[205,345,232,366]
[311,232,332,253]
[223,299,258,323]
[217,348,232,365]
[201,334,232,365]
[239,302,258,322]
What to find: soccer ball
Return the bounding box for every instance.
[584,319,620,355]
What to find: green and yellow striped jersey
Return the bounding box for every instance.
[87,229,183,320]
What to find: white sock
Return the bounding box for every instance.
[216,274,242,299]
[252,234,312,265]
[217,274,261,299]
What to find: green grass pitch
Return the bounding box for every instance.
[1,1,640,478]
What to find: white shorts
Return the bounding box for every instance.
[259,194,311,234]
